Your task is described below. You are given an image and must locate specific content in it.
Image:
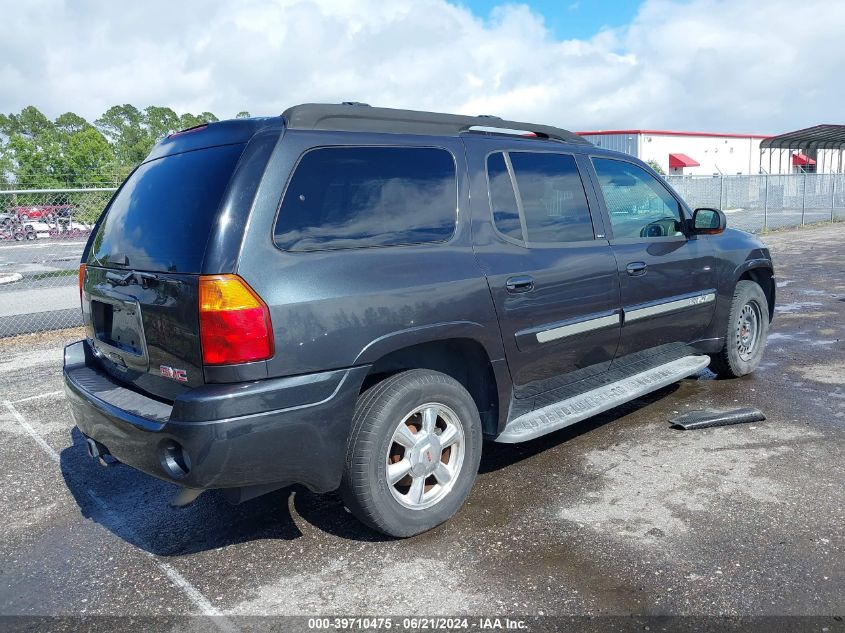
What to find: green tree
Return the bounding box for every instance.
[235,111,252,119]
[646,159,666,175]
[63,127,115,186]
[1,104,228,188]
[95,104,148,171]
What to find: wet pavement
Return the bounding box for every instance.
[0,224,842,626]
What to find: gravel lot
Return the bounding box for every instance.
[0,224,843,631]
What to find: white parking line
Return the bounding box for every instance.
[11,390,64,403]
[2,400,237,631]
[0,240,86,250]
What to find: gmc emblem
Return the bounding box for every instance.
[160,365,188,382]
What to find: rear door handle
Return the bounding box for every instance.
[506,275,535,293]
[626,262,647,276]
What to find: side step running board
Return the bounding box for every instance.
[495,355,711,443]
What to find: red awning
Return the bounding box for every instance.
[792,152,816,166]
[668,153,700,168]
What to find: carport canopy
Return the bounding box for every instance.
[760,124,845,173]
[760,124,845,150]
[668,153,700,168]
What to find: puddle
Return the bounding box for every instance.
[800,289,834,297]
[775,301,823,314]
[766,332,795,342]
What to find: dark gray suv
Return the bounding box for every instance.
[64,104,774,537]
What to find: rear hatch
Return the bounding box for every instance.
[82,142,247,400]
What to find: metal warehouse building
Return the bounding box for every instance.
[579,126,845,176]
[577,129,772,175]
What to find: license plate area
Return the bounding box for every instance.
[91,298,149,370]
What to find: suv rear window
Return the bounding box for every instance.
[274,146,457,251]
[88,143,245,272]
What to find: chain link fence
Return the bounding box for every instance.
[1,175,843,338]
[665,173,845,233]
[1,188,116,337]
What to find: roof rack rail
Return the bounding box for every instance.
[281,103,588,145]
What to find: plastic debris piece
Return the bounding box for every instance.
[670,408,765,430]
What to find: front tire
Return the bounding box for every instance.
[709,280,769,378]
[340,369,483,537]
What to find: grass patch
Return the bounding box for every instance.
[30,269,78,281]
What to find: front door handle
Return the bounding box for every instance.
[626,262,647,277]
[506,275,535,293]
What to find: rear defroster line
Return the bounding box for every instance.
[670,407,766,430]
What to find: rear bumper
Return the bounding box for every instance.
[63,340,368,493]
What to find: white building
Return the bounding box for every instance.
[578,129,773,175]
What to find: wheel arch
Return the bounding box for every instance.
[736,263,775,321]
[360,337,506,436]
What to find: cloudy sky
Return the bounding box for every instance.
[1,0,842,134]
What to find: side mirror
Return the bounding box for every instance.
[692,208,726,235]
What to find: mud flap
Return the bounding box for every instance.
[670,407,765,430]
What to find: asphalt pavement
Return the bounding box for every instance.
[0,224,843,632]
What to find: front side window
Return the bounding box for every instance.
[486,151,595,244]
[592,158,684,239]
[274,146,457,251]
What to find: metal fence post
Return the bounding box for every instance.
[801,172,806,225]
[719,176,724,210]
[763,174,769,231]
[833,175,837,222]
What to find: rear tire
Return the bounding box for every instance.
[709,280,769,378]
[340,369,482,538]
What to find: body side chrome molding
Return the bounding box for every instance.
[536,313,620,343]
[528,289,715,346]
[625,290,716,323]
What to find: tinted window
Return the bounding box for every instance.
[487,152,523,240]
[274,147,456,251]
[89,144,245,272]
[592,158,684,239]
[509,152,594,243]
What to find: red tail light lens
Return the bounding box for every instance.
[198,275,274,365]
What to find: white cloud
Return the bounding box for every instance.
[0,0,842,133]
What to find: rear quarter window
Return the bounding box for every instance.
[273,146,457,251]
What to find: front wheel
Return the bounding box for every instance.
[709,280,769,378]
[340,369,483,537]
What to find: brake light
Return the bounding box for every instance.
[198,275,274,365]
[168,124,208,139]
[78,263,86,307]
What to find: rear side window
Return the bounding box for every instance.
[89,143,245,273]
[487,153,522,240]
[486,151,595,244]
[274,147,457,251]
[510,152,594,243]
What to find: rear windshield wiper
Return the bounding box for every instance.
[106,270,160,288]
[106,271,134,286]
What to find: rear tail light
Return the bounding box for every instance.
[198,275,274,365]
[78,263,86,307]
